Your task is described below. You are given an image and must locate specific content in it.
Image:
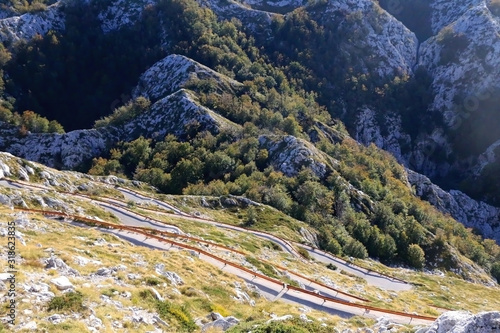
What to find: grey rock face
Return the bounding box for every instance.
[420,311,500,333]
[407,169,500,243]
[259,135,334,178]
[133,54,242,102]
[45,256,80,276]
[202,313,240,332]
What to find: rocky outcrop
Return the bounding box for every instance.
[202,312,240,332]
[407,169,500,243]
[313,0,419,77]
[429,0,485,34]
[0,2,65,43]
[417,311,500,333]
[198,0,277,32]
[355,107,412,162]
[97,0,156,33]
[123,89,240,140]
[133,54,242,102]
[0,125,114,170]
[258,135,336,178]
[0,89,240,169]
[419,3,500,127]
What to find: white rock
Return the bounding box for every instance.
[51,276,73,291]
[420,311,500,333]
[202,316,240,332]
[20,321,37,330]
[153,315,169,327]
[150,287,164,301]
[300,313,313,323]
[133,54,242,102]
[266,314,293,323]
[46,314,65,324]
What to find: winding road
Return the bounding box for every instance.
[112,186,411,291]
[0,178,433,325]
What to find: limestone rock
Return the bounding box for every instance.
[202,315,240,332]
[45,256,80,276]
[155,264,184,285]
[267,314,294,323]
[50,276,74,291]
[407,169,500,243]
[133,54,242,102]
[420,311,500,333]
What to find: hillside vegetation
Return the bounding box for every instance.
[0,0,498,282]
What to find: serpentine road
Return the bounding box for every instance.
[67,220,433,326]
[0,179,411,291]
[113,187,411,291]
[0,179,435,325]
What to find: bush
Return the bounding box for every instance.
[297,247,311,260]
[325,238,342,256]
[47,291,85,312]
[326,263,337,270]
[491,262,500,283]
[144,277,162,286]
[407,244,426,269]
[156,300,197,332]
[343,239,368,259]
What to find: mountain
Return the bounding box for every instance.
[1,0,500,331]
[0,0,499,270]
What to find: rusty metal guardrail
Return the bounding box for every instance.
[14,207,437,323]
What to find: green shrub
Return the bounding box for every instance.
[47,291,85,312]
[491,262,500,283]
[156,300,197,332]
[326,263,337,270]
[297,247,311,260]
[407,244,426,269]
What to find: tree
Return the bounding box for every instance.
[491,262,500,283]
[21,110,49,133]
[48,120,65,134]
[407,244,426,269]
[205,151,235,179]
[343,238,368,259]
[121,136,152,173]
[170,158,204,193]
[283,115,302,136]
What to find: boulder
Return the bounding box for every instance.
[202,316,240,332]
[419,311,500,333]
[45,256,80,276]
[46,314,65,324]
[96,267,112,276]
[50,276,74,291]
[20,321,37,330]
